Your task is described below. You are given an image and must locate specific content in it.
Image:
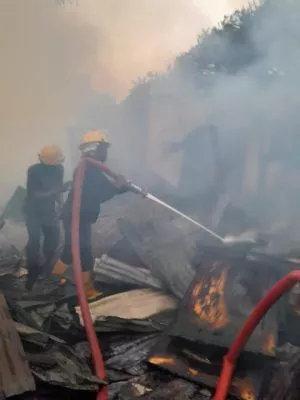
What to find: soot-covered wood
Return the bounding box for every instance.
[0,293,35,397]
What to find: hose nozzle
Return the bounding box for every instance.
[128,182,148,197]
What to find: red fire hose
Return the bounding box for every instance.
[71,158,119,400]
[214,270,300,400]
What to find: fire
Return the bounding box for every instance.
[148,356,175,366]
[262,333,276,355]
[241,387,255,400]
[188,367,200,376]
[235,379,255,400]
[191,267,229,329]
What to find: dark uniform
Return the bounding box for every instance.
[60,163,125,271]
[24,163,63,283]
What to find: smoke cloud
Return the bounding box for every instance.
[203,0,300,231]
[80,0,208,98]
[0,0,249,205]
[78,0,250,97]
[146,0,300,242]
[0,0,97,203]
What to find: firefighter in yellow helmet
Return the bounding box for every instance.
[52,130,129,300]
[23,145,70,290]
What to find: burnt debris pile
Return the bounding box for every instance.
[1,193,300,400]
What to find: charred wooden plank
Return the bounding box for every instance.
[0,293,35,397]
[105,334,158,375]
[119,219,197,299]
[118,375,212,400]
[262,347,300,400]
[94,313,173,334]
[75,289,178,324]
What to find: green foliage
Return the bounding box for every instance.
[130,4,261,94]
[174,5,259,79]
[130,0,300,96]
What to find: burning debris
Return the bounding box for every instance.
[148,247,291,399]
[1,129,300,400]
[0,197,299,400]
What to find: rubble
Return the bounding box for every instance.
[0,192,299,400]
[148,246,285,398]
[264,348,300,400]
[0,293,35,397]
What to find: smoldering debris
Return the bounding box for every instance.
[0,204,300,400]
[2,163,300,399]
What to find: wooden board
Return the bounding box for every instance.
[0,293,35,397]
[76,288,178,324]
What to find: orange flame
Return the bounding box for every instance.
[148,356,175,366]
[235,379,256,400]
[241,388,255,400]
[192,268,229,329]
[188,367,200,376]
[262,333,276,355]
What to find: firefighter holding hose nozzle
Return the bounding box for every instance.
[52,130,129,300]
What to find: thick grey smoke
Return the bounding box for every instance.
[0,0,249,206]
[203,0,300,231]
[79,0,209,98]
[146,0,300,240]
[78,0,250,97]
[0,0,97,204]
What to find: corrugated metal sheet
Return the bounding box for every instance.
[94,255,163,290]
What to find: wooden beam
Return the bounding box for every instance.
[0,293,35,397]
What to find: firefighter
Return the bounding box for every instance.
[52,130,129,300]
[24,145,68,290]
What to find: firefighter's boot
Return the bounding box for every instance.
[51,259,67,285]
[82,271,102,300]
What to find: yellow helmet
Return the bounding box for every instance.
[39,145,65,166]
[79,130,110,150]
